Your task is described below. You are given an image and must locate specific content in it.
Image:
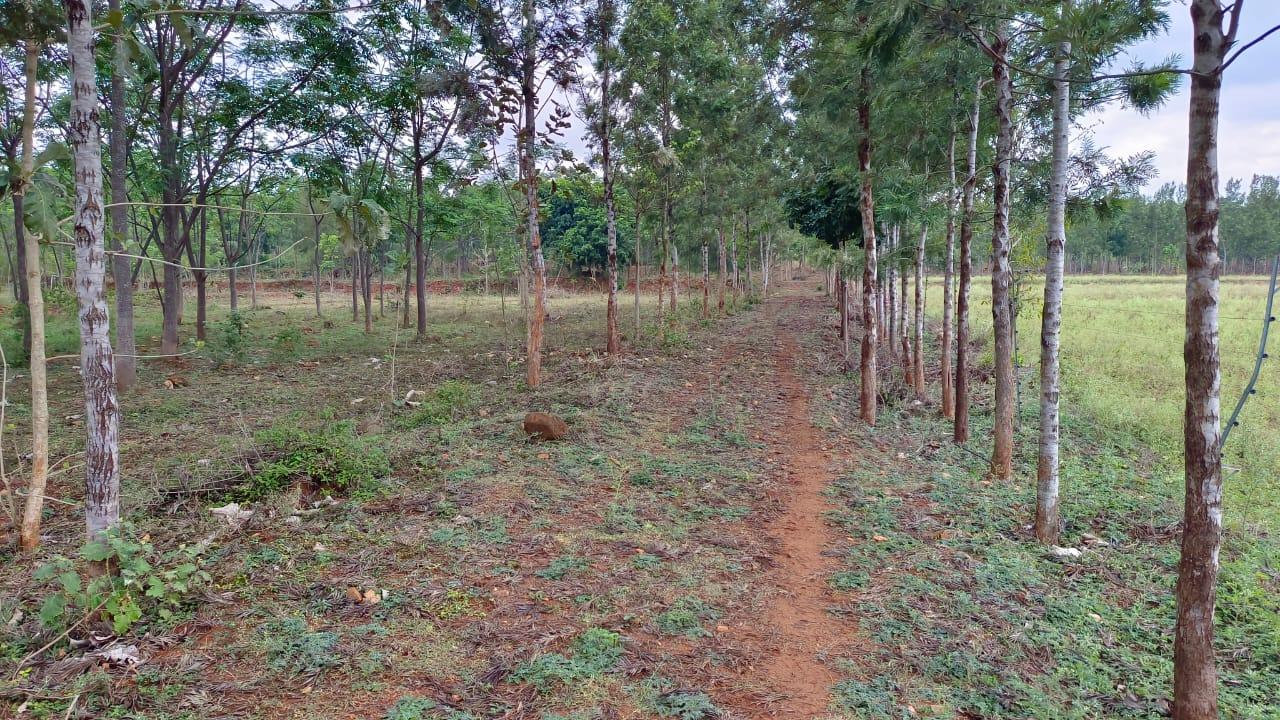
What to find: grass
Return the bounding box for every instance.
[0,281,772,718]
[929,274,1280,531]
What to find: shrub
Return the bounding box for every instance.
[243,422,390,500]
[212,311,248,366]
[35,527,210,636]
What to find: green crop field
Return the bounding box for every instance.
[932,274,1280,532]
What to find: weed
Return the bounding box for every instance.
[385,696,477,720]
[652,691,720,719]
[655,597,717,638]
[34,527,209,636]
[536,555,588,581]
[260,616,341,674]
[512,628,624,692]
[401,380,480,428]
[211,311,248,367]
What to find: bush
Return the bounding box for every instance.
[244,422,391,500]
[35,527,210,636]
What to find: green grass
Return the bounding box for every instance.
[930,274,1280,530]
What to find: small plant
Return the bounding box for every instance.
[655,597,717,638]
[244,422,391,500]
[260,616,341,674]
[273,326,304,355]
[512,628,624,692]
[212,311,249,366]
[35,528,210,636]
[653,691,720,720]
[385,696,476,720]
[401,380,480,428]
[536,555,588,581]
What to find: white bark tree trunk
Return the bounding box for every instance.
[1036,26,1071,545]
[17,39,49,552]
[66,0,122,542]
[1174,2,1237,717]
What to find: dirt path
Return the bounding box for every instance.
[754,287,844,718]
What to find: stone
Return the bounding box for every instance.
[522,411,569,441]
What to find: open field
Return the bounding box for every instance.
[0,278,1276,719]
[929,273,1280,532]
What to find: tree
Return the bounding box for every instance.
[65,0,122,543]
[478,0,582,387]
[2,0,62,550]
[1174,2,1243,717]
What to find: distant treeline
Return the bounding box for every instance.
[1068,175,1280,274]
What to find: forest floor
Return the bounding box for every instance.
[1,278,1278,719]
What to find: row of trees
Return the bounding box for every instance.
[0,0,800,549]
[1070,175,1280,272]
[783,1,1263,718]
[0,0,1266,717]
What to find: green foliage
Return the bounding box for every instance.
[536,555,588,581]
[260,616,341,674]
[272,326,304,356]
[401,380,480,428]
[212,311,248,367]
[512,628,624,692]
[651,691,719,719]
[540,173,635,274]
[655,597,717,637]
[34,528,209,637]
[385,697,476,720]
[245,422,390,500]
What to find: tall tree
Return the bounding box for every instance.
[65,0,122,543]
[1174,2,1242,717]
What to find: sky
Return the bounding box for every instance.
[1088,1,1280,191]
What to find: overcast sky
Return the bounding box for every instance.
[1088,1,1280,191]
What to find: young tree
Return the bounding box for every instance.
[479,0,582,387]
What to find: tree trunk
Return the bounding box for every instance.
[717,219,726,313]
[363,249,373,334]
[730,217,740,304]
[66,0,121,543]
[229,266,238,312]
[858,78,878,426]
[1036,26,1071,545]
[1174,2,1234,717]
[914,223,926,399]
[351,254,359,322]
[601,23,619,356]
[956,79,983,445]
[887,226,897,366]
[401,225,413,328]
[107,0,136,391]
[194,214,207,341]
[315,218,324,319]
[522,0,547,387]
[415,166,428,337]
[16,40,48,550]
[701,240,709,319]
[989,29,1016,481]
[941,127,957,418]
[633,208,641,339]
